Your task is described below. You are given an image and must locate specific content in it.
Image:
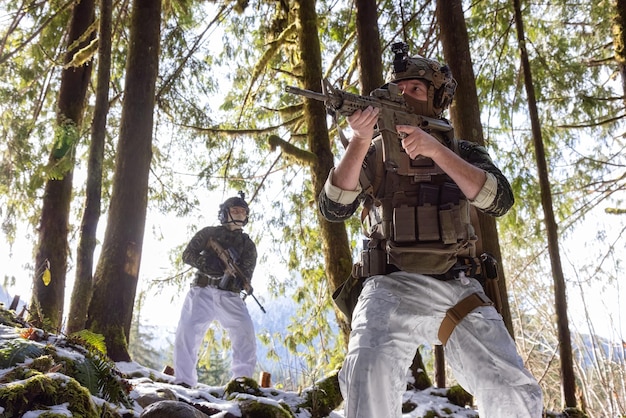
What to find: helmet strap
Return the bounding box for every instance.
[224,213,247,229]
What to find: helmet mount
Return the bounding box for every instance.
[392,41,410,74]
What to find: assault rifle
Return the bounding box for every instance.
[286,79,454,179]
[206,237,266,313]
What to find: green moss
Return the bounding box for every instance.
[0,373,99,417]
[402,400,417,413]
[446,384,473,408]
[86,320,130,360]
[29,355,56,372]
[51,118,79,160]
[412,370,432,390]
[298,372,343,418]
[562,407,589,418]
[0,363,44,383]
[1,336,132,410]
[0,307,29,327]
[225,376,263,397]
[238,398,294,418]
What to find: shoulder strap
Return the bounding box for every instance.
[359,137,384,214]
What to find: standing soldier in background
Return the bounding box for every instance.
[318,43,543,417]
[173,192,258,388]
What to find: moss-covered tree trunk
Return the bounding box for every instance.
[30,0,96,331]
[295,0,354,343]
[67,0,113,335]
[85,0,161,362]
[436,0,514,335]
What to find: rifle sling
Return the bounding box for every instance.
[438,292,493,346]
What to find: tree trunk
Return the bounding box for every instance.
[86,0,161,362]
[355,0,384,93]
[512,0,577,407]
[295,0,354,344]
[613,0,626,107]
[436,0,514,335]
[67,0,113,334]
[30,0,95,331]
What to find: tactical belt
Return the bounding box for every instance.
[192,273,240,293]
[355,257,480,281]
[438,292,493,345]
[192,273,221,288]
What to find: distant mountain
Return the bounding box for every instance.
[573,333,626,366]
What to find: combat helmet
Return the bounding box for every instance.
[218,191,250,226]
[385,42,457,118]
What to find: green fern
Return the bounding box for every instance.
[0,339,45,368]
[68,330,107,356]
[90,354,133,407]
[59,335,133,408]
[73,356,100,396]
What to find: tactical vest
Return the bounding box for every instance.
[357,127,478,277]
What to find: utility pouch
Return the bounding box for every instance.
[217,274,243,293]
[361,245,387,277]
[479,252,499,280]
[363,202,391,240]
[332,272,365,323]
[478,252,502,314]
[193,272,209,287]
[218,274,233,290]
[387,240,468,275]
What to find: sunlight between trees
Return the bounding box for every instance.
[1,0,625,416]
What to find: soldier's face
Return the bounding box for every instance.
[229,206,247,222]
[396,79,428,102]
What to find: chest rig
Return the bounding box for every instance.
[356,125,478,278]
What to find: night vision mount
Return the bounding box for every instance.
[391,41,410,73]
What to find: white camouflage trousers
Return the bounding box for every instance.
[339,272,543,418]
[173,285,257,387]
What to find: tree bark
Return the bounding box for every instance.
[355,0,384,93]
[295,0,354,344]
[436,0,514,336]
[30,0,95,331]
[67,0,113,334]
[613,0,626,107]
[512,0,577,407]
[86,0,161,362]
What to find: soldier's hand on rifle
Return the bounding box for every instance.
[347,106,379,141]
[396,124,443,160]
[397,124,487,200]
[243,283,253,295]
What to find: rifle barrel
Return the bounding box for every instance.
[285,86,327,102]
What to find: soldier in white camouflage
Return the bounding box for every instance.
[318,43,543,417]
[173,192,258,388]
